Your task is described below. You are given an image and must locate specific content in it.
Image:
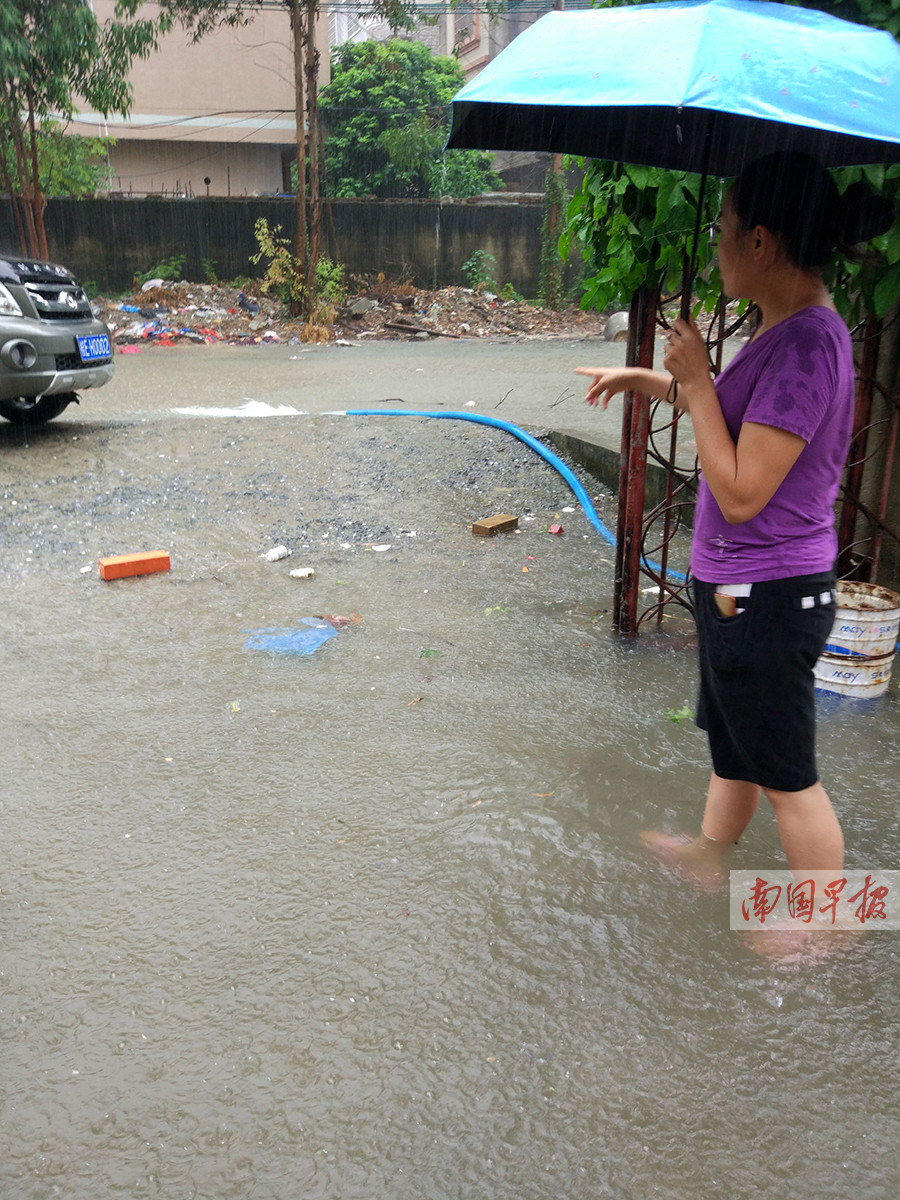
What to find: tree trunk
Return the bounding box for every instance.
[27,103,49,260]
[304,0,321,305]
[0,132,29,256]
[541,153,565,310]
[289,0,307,317]
[10,117,40,258]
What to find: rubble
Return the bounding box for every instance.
[94,278,611,349]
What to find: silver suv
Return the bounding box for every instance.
[0,256,114,426]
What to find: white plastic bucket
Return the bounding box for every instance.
[815,581,899,700]
[814,650,895,699]
[824,581,900,659]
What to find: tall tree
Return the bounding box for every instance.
[320,38,501,199]
[159,0,420,317]
[0,0,156,258]
[2,123,115,199]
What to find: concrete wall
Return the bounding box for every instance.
[0,195,576,300]
[104,141,291,200]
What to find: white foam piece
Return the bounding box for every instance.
[172,400,306,418]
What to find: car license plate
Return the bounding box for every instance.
[76,333,111,363]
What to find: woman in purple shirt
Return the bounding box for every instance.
[576,152,893,887]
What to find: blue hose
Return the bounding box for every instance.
[345,408,688,583]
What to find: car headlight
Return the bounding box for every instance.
[0,283,23,317]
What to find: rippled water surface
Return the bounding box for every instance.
[2,411,898,1199]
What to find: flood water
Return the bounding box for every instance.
[2,397,899,1199]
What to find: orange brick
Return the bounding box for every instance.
[98,550,171,581]
[472,513,518,536]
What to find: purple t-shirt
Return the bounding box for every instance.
[690,306,854,584]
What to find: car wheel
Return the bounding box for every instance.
[0,393,78,426]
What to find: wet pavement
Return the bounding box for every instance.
[1,339,899,1199]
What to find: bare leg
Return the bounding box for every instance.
[744,783,848,959]
[640,773,760,888]
[700,772,760,844]
[764,781,843,874]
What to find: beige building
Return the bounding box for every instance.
[70,1,301,197]
[68,1,564,198]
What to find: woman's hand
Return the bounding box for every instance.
[574,366,634,409]
[574,366,675,408]
[662,318,711,391]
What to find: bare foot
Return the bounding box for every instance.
[743,917,865,963]
[639,830,728,892]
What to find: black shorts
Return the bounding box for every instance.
[693,571,836,793]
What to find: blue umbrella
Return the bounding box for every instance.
[447,0,900,175]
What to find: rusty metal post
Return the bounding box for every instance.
[613,283,658,637]
[870,372,900,577]
[837,317,880,579]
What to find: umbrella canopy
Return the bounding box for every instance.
[447,0,900,176]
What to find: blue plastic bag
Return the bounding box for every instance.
[244,618,338,655]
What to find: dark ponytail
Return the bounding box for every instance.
[732,151,895,271]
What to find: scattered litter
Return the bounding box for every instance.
[408,696,424,706]
[231,701,241,712]
[548,524,564,536]
[80,565,93,575]
[604,311,629,342]
[420,648,441,658]
[562,506,576,513]
[370,544,392,552]
[666,704,694,724]
[99,550,170,581]
[315,613,361,629]
[521,1047,553,1064]
[263,545,291,562]
[472,513,518,536]
[641,586,661,595]
[118,345,141,354]
[289,567,316,579]
[244,618,338,655]
[347,297,379,317]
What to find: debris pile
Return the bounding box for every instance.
[95,279,610,348]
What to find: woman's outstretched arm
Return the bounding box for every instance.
[574,366,680,409]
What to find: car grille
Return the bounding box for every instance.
[56,352,111,370]
[41,309,93,322]
[25,283,93,322]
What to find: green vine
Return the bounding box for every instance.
[830,164,900,325]
[561,157,900,327]
[561,160,724,318]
